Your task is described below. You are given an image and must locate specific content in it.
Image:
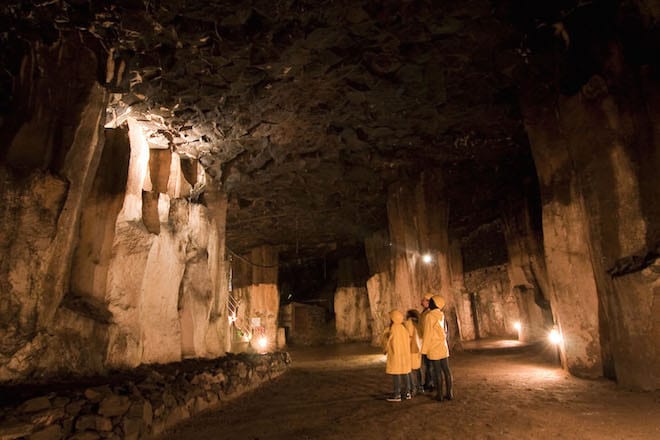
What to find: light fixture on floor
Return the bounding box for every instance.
[513,321,522,339]
[548,326,562,345]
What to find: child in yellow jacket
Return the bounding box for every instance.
[405,309,424,395]
[383,309,412,402]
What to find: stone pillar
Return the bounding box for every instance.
[334,256,371,342]
[231,245,280,352]
[204,189,230,356]
[522,92,603,377]
[449,239,475,341]
[364,230,394,344]
[517,2,660,388]
[501,194,552,342]
[365,172,459,346]
[105,120,226,367]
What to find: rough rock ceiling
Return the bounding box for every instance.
[1,0,534,261]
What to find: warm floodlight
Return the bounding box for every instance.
[422,253,433,264]
[257,336,268,350]
[513,321,522,332]
[548,327,562,345]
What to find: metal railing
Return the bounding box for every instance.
[228,291,252,341]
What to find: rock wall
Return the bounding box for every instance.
[0,353,290,440]
[1,96,231,381]
[521,9,660,386]
[0,35,109,381]
[281,302,332,346]
[464,266,515,339]
[334,287,371,342]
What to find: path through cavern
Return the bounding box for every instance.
[161,343,660,440]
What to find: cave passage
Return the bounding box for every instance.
[0,1,659,438]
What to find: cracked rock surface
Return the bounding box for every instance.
[1,0,532,259]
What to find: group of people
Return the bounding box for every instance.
[382,293,454,402]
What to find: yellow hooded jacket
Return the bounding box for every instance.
[383,310,412,375]
[420,296,449,360]
[405,318,422,370]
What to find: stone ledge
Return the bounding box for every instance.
[0,352,291,440]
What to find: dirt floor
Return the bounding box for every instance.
[162,342,660,440]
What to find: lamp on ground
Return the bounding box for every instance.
[422,253,432,264]
[257,336,268,351]
[513,321,522,339]
[548,326,563,366]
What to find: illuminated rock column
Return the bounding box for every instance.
[105,120,223,367]
[365,172,457,345]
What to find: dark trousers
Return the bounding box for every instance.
[429,357,453,398]
[409,368,422,391]
[392,373,412,397]
[422,354,434,388]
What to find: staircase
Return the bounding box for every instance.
[228,291,252,342]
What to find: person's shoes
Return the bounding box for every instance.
[417,386,425,394]
[435,394,444,402]
[404,392,412,400]
[386,395,402,402]
[445,390,454,401]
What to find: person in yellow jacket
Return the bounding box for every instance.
[383,309,413,402]
[419,292,434,392]
[421,295,454,401]
[405,309,424,395]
